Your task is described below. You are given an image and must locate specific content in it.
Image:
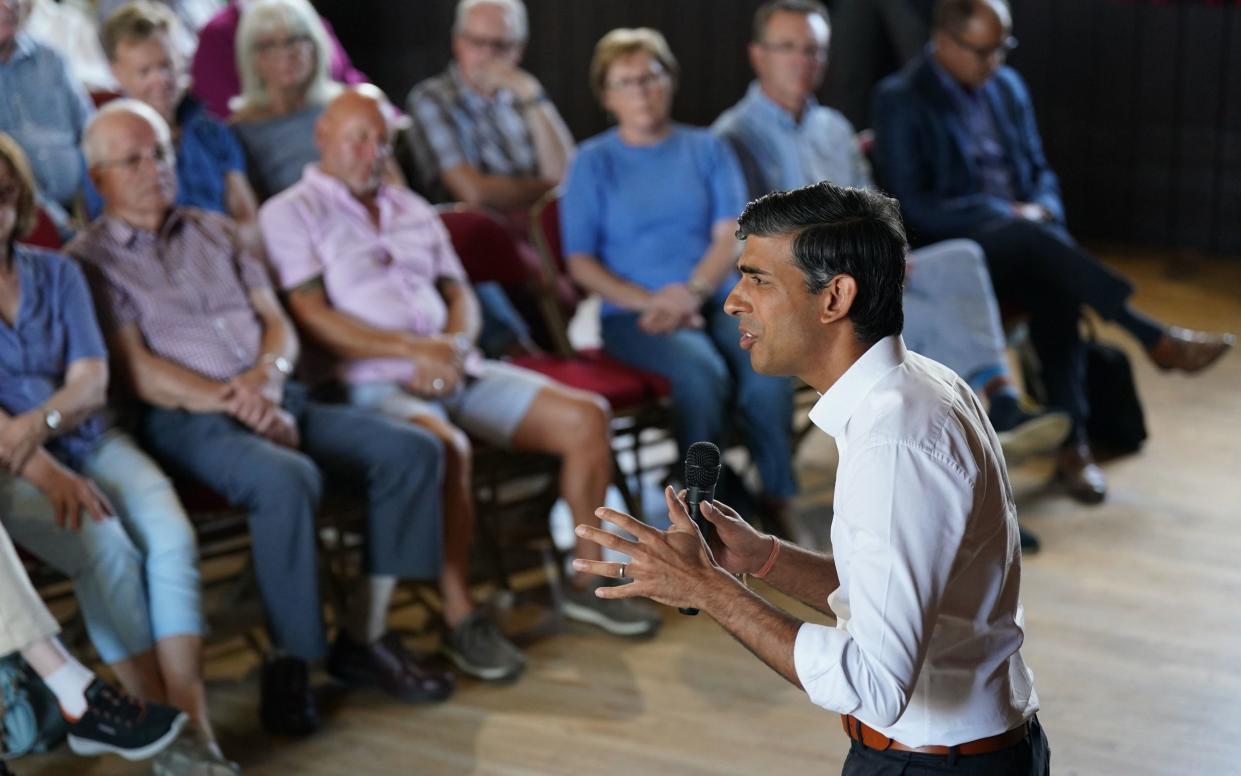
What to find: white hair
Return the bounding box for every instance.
[82,98,172,168]
[231,0,341,116]
[452,0,528,43]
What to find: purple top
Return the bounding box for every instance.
[189,1,368,119]
[259,165,468,385]
[68,208,271,382]
[0,245,109,468]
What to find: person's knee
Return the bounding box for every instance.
[563,394,613,459]
[377,422,448,484]
[262,452,324,508]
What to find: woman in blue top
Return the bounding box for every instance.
[561,28,797,519]
[0,134,234,772]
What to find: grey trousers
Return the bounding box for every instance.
[140,383,444,660]
[0,521,58,658]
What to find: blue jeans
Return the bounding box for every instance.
[602,305,797,499]
[0,430,202,664]
[902,239,1009,388]
[139,383,444,661]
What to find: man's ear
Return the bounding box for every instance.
[818,274,858,325]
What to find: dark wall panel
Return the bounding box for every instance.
[321,0,1241,257]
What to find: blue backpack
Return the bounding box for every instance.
[0,654,67,761]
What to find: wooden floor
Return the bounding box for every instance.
[16,252,1241,775]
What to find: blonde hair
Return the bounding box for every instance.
[0,132,38,242]
[100,0,176,62]
[589,28,679,105]
[231,0,341,116]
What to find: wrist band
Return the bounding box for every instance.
[752,535,781,579]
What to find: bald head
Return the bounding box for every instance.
[315,88,392,198]
[931,0,1012,89]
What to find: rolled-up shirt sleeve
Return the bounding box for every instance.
[794,439,974,728]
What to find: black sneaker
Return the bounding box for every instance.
[259,656,319,737]
[65,679,187,761]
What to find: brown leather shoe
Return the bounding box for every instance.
[326,632,454,703]
[1055,442,1107,505]
[1147,327,1235,373]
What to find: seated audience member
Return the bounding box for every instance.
[405,0,574,209]
[260,89,658,644]
[713,0,1068,466]
[0,132,234,773]
[69,100,453,737]
[25,0,119,92]
[561,29,799,537]
[84,1,260,249]
[228,0,343,201]
[0,0,94,230]
[0,521,188,762]
[405,0,573,357]
[191,0,364,120]
[872,0,1235,503]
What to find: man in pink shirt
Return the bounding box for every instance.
[260,89,662,654]
[189,0,365,118]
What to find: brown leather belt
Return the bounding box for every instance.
[840,714,1029,756]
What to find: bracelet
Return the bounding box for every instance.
[752,535,781,579]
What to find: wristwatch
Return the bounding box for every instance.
[43,408,62,432]
[262,353,293,377]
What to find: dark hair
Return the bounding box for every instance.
[752,0,830,43]
[932,0,1008,35]
[736,182,907,343]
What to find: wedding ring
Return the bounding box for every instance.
[618,563,627,579]
[432,377,445,392]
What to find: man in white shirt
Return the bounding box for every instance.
[572,181,1049,774]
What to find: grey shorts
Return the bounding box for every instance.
[346,360,551,446]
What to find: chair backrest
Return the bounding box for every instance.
[527,190,582,357]
[436,205,535,287]
[22,208,63,250]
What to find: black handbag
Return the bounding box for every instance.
[1084,332,1148,453]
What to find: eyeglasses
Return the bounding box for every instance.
[95,144,175,174]
[758,41,828,61]
[605,70,670,94]
[949,33,1018,61]
[254,34,313,56]
[458,32,521,55]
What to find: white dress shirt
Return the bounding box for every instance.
[795,335,1038,747]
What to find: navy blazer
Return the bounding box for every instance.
[871,54,1064,245]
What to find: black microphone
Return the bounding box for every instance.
[680,441,721,616]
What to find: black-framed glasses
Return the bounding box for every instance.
[95,143,175,174]
[758,41,828,61]
[950,33,1018,61]
[254,33,313,56]
[605,69,670,94]
[457,32,521,55]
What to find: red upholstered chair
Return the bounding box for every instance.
[22,208,64,250]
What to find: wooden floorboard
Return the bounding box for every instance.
[14,252,1241,775]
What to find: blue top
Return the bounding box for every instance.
[712,80,871,199]
[925,46,1016,201]
[560,125,746,316]
[0,34,93,208]
[0,246,110,468]
[84,96,246,219]
[233,104,325,201]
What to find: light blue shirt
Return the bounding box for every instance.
[0,34,93,207]
[712,81,870,199]
[560,125,746,316]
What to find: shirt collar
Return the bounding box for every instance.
[740,80,817,130]
[926,43,986,101]
[300,163,395,217]
[101,208,185,248]
[6,33,38,64]
[808,335,908,438]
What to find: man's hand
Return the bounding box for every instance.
[699,498,777,576]
[639,284,704,335]
[1012,201,1051,223]
[22,453,113,531]
[0,411,49,474]
[478,61,542,101]
[230,363,285,405]
[571,486,731,610]
[405,335,467,398]
[252,405,300,449]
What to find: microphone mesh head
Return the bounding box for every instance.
[685,441,722,489]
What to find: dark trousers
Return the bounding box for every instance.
[842,715,1050,775]
[140,382,444,660]
[968,218,1136,428]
